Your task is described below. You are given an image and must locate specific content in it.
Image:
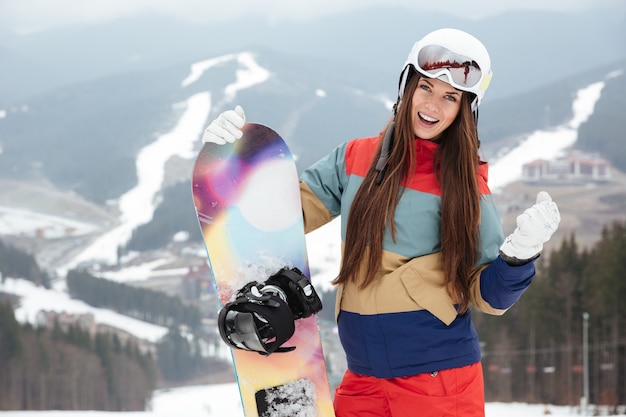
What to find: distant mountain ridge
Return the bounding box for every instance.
[0,8,624,102]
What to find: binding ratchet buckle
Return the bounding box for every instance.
[217,267,322,356]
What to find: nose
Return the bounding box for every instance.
[421,96,440,114]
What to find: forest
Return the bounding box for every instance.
[0,239,50,289]
[0,301,231,410]
[0,303,157,411]
[66,269,203,330]
[477,220,626,408]
[0,243,226,411]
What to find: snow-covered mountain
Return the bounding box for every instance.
[1,10,626,415]
[0,35,622,278]
[2,49,622,320]
[0,48,623,269]
[1,8,624,102]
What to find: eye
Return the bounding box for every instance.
[444,94,457,102]
[418,82,431,92]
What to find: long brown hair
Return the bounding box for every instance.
[333,74,482,314]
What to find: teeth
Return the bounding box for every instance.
[419,112,438,123]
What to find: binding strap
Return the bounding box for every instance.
[218,284,296,355]
[217,267,322,356]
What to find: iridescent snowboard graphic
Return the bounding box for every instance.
[192,123,335,417]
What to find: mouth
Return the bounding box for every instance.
[418,112,439,125]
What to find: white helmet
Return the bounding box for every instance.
[398,28,492,111]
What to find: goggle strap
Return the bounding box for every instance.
[398,66,411,100]
[375,121,396,185]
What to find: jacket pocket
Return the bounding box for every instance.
[399,254,458,326]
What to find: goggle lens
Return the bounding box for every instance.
[417,45,483,89]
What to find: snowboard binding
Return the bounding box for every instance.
[218,267,322,356]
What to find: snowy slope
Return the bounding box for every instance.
[0,382,618,417]
[2,278,168,342]
[487,72,621,190]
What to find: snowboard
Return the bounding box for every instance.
[192,123,335,417]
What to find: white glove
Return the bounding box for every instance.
[500,191,561,263]
[202,106,246,144]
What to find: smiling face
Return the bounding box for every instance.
[410,76,462,141]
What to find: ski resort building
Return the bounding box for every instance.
[522,152,612,185]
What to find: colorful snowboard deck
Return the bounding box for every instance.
[192,123,335,417]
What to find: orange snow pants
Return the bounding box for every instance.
[333,362,485,417]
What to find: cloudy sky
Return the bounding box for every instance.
[1,0,624,33]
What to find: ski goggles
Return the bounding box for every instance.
[414,45,490,92]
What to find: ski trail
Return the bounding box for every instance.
[488,80,605,191]
[64,52,271,269]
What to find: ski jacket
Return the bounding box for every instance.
[299,136,536,378]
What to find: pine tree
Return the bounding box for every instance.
[0,302,23,361]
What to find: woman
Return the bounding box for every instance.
[203,28,560,417]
